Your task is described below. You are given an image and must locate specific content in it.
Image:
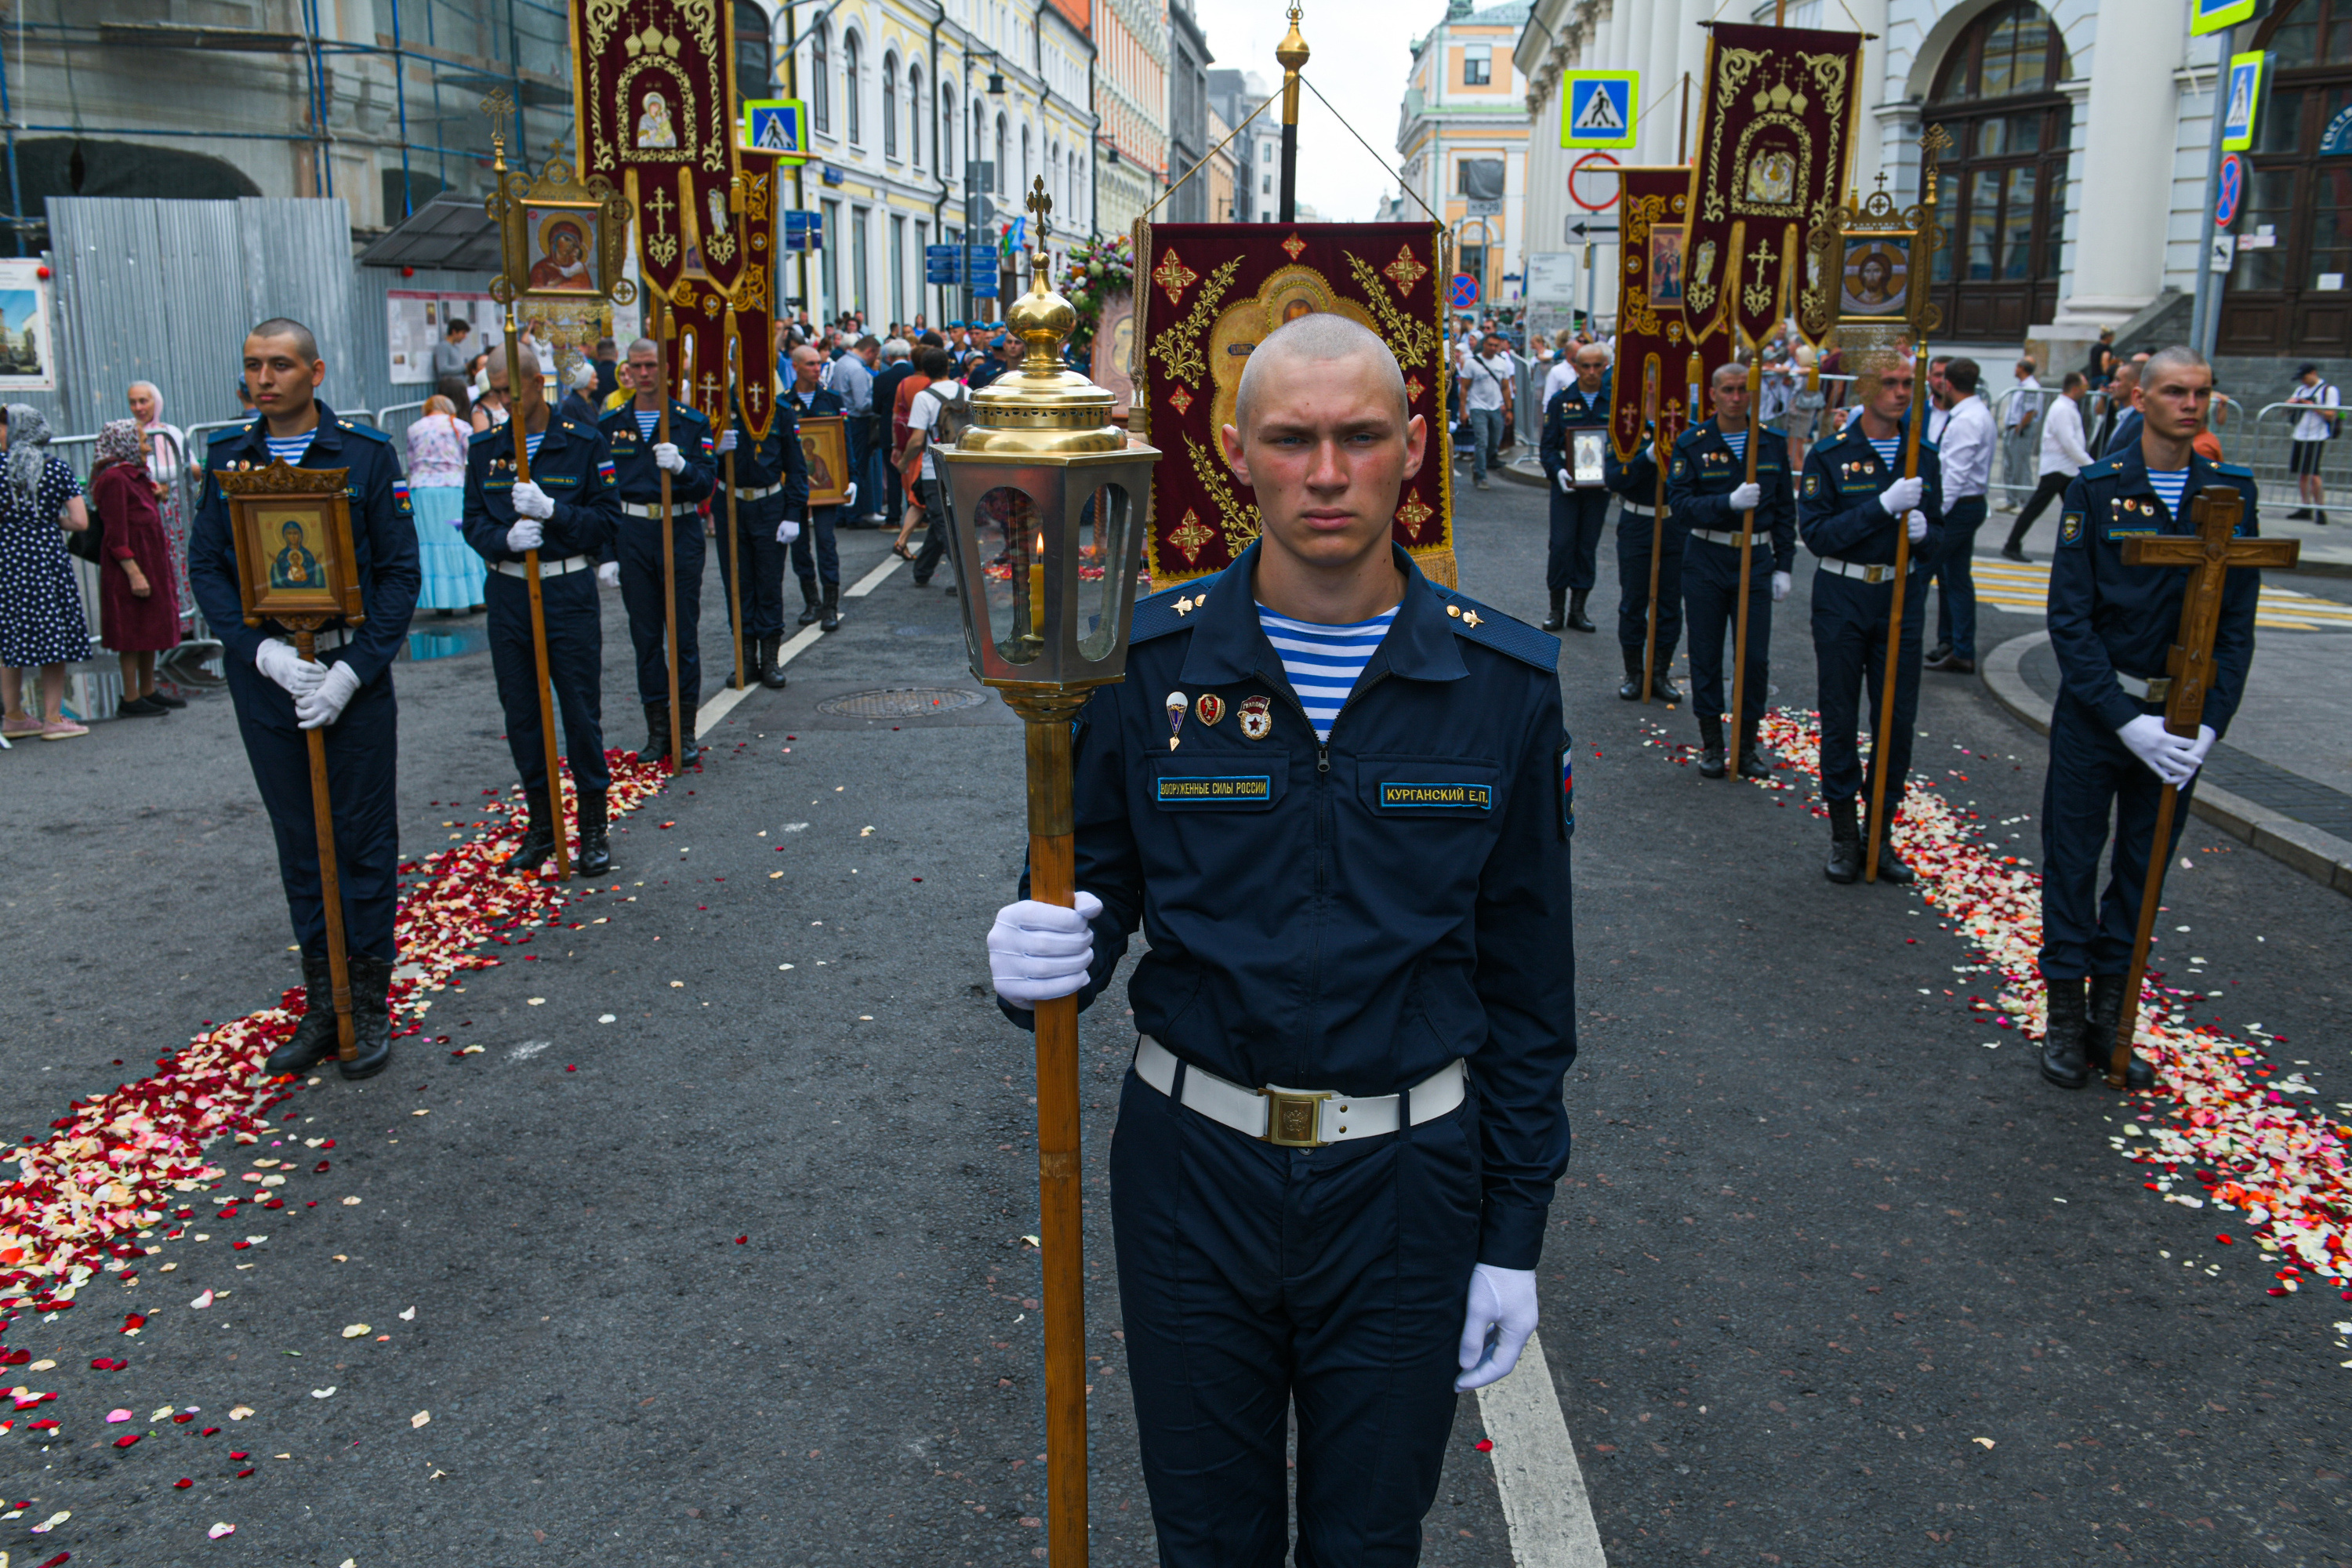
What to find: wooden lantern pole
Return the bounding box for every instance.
[502,307,572,880]
[296,626,358,1064]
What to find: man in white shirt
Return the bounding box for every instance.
[1457,331,1517,492]
[1925,357,1996,674]
[2000,370,2092,560]
[1924,356,1953,445]
[899,347,968,589]
[2287,363,2339,525]
[1999,358,2043,506]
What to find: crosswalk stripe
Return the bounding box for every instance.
[1934,555,2352,630]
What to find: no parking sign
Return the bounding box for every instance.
[1448,274,1481,311]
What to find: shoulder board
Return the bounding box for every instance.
[209,421,257,445]
[469,424,507,447]
[1429,586,1560,673]
[1130,572,1224,644]
[339,419,390,443]
[2078,456,2123,481]
[1672,424,1708,449]
[673,403,710,423]
[2213,461,2253,481]
[560,420,584,436]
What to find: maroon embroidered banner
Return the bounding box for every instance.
[1682,22,1864,349]
[1608,166,1734,463]
[1134,221,1455,588]
[730,147,779,441]
[569,0,745,303]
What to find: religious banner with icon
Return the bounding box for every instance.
[568,0,743,302]
[215,463,365,627]
[1830,127,1950,361]
[1132,220,1455,588]
[728,146,780,440]
[1608,165,1732,463]
[1682,22,1864,349]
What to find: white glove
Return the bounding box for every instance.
[1728,481,1762,511]
[714,429,739,455]
[295,660,361,730]
[509,481,554,521]
[842,480,858,510]
[776,516,802,545]
[1555,468,1571,492]
[2118,714,2201,787]
[654,441,686,474]
[2183,724,2217,772]
[989,891,1103,1009]
[1771,570,1791,603]
[254,636,324,699]
[1454,1263,1540,1392]
[505,517,545,554]
[1906,510,1929,543]
[597,561,621,589]
[1878,476,1925,515]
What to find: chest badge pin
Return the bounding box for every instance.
[1165,691,1187,751]
[1238,695,1273,741]
[1194,692,1225,728]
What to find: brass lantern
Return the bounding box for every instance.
[935,177,1158,1568]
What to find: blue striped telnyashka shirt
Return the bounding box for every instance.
[524,431,546,460]
[265,431,315,465]
[2146,468,2189,519]
[1867,437,1901,466]
[1722,430,1747,460]
[1258,604,1398,742]
[635,408,660,441]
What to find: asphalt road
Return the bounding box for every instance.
[3,484,2347,1566]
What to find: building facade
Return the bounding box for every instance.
[1515,0,2350,383]
[1165,0,1214,223]
[1399,0,1536,315]
[1093,0,1171,239]
[1207,70,1269,221]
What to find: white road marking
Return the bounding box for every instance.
[1477,1330,1609,1567]
[694,554,909,728]
[842,550,906,598]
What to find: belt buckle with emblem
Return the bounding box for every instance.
[1261,1087,1331,1147]
[1238,694,1273,740]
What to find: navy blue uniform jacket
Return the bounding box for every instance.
[1538,382,1610,482]
[1796,419,1947,566]
[724,398,811,517]
[1605,428,1665,506]
[189,406,419,680]
[2049,448,2261,736]
[1668,418,1797,572]
[597,400,716,505]
[1014,542,1578,1269]
[458,416,621,565]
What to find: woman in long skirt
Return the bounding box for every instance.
[404,394,484,613]
[90,419,183,717]
[0,405,93,740]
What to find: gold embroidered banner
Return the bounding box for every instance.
[569,0,744,303]
[1682,22,1864,349]
[729,146,779,441]
[1134,221,1455,588]
[1608,166,1733,463]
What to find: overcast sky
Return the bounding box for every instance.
[1188,0,1435,222]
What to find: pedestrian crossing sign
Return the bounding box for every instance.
[1562,72,1638,151]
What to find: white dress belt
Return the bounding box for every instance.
[722,481,782,501]
[2114,671,2173,702]
[492,554,593,579]
[1688,527,1758,548]
[303,626,354,652]
[1619,502,1654,518]
[620,499,675,518]
[1816,555,1922,583]
[1134,1034,1465,1149]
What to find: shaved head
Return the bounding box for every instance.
[1235,314,1407,435]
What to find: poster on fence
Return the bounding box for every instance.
[0,257,56,392]
[386,290,496,385]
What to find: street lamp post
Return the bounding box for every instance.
[935,176,1160,1566]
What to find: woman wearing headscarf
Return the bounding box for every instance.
[126,379,196,632]
[90,418,182,717]
[0,404,94,740]
[404,393,485,612]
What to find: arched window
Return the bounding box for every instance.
[908,65,923,166]
[995,114,1008,195]
[844,32,862,146]
[884,53,900,159]
[1925,2,2072,338]
[734,2,772,104]
[2220,0,2352,354]
[811,26,831,134]
[942,83,957,176]
[1021,123,1033,203]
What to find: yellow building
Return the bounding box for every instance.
[1395,0,1534,318]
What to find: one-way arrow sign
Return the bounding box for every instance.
[1568,219,1619,240]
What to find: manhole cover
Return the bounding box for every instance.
[814,686,989,718]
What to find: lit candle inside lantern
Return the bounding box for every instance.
[1028,532,1047,635]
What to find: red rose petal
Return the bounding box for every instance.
[114,1432,141,1447]
[173,1477,193,1488]
[235,1467,254,1478]
[1475,1438,1494,1452]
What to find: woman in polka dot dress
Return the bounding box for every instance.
[0,403,95,741]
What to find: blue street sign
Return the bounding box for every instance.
[782,209,825,252]
[924,244,963,285]
[967,245,999,296]
[1447,273,1481,310]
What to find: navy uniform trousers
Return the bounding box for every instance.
[1811,568,1926,807]
[1547,487,1610,593]
[713,488,789,642]
[618,510,705,705]
[2038,691,2200,979]
[1614,506,1686,659]
[227,661,401,962]
[1682,536,1772,726]
[791,504,842,594]
[487,569,609,795]
[1110,1066,1482,1567]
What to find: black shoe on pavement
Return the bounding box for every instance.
[148,689,187,709]
[1566,590,1596,633]
[820,585,843,633]
[641,702,670,763]
[759,634,789,690]
[1924,651,1976,674]
[1863,812,1915,884]
[1824,797,1862,884]
[2285,507,2314,521]
[677,700,702,768]
[797,585,822,626]
[576,789,613,878]
[1617,646,1644,701]
[1736,721,1774,779]
[1925,641,1952,666]
[263,951,342,1076]
[1697,713,1728,779]
[508,789,557,873]
[1999,544,2029,562]
[339,954,394,1080]
[116,695,167,717]
[2041,977,2092,1089]
[2085,974,2155,1090]
[1541,589,1566,632]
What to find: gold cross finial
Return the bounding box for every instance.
[480,90,515,164]
[1025,176,1053,244]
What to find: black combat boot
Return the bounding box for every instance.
[2040,977,2091,1089]
[1541,589,1566,632]
[263,949,341,1076]
[677,699,702,768]
[820,584,843,632]
[1651,664,1684,704]
[1566,589,1596,633]
[1696,713,1728,779]
[1736,717,1773,779]
[1617,646,1645,701]
[576,789,612,878]
[760,633,789,690]
[1824,797,1863,884]
[1862,807,1914,884]
[641,702,670,763]
[339,953,394,1081]
[2085,974,2154,1090]
[508,789,557,873]
[797,579,822,626]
